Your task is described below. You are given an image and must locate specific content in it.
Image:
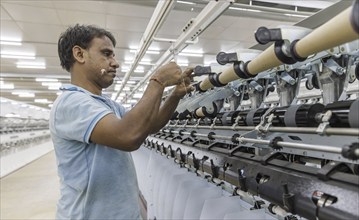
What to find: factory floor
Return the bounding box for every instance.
[0,151,59,219]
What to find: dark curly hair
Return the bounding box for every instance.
[58,24,116,72]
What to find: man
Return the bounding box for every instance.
[50,24,193,219]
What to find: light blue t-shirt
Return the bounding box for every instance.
[49,84,141,220]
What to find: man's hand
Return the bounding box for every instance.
[152,62,182,87]
[172,67,195,98]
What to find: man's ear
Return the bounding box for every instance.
[72,46,86,64]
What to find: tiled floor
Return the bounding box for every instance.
[1,151,59,219]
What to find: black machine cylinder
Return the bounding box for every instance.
[270,106,288,126]
[284,103,324,127]
[246,108,269,126]
[325,100,357,128]
[221,110,249,126]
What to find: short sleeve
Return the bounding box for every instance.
[52,92,112,144]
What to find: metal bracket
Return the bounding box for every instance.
[316,110,332,135]
[323,58,346,76]
[280,71,296,85]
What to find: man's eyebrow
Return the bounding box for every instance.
[101,48,114,53]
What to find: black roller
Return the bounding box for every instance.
[214,112,225,125]
[178,109,190,120]
[203,103,218,118]
[284,104,324,127]
[325,100,354,128]
[270,106,289,126]
[348,99,359,128]
[221,110,249,126]
[171,111,179,120]
[246,108,269,126]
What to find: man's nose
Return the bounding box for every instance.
[112,58,120,69]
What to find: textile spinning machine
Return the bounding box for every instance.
[132,1,359,219]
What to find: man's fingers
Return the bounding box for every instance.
[182,67,194,77]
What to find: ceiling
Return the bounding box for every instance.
[0,0,345,109]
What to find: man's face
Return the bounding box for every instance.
[86,36,119,89]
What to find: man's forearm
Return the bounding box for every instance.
[149,94,182,133]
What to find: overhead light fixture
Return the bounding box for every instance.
[128,99,138,104]
[0,81,14,89]
[133,93,143,98]
[17,65,46,69]
[139,61,154,65]
[0,40,22,46]
[177,0,195,5]
[1,51,35,56]
[146,50,160,54]
[12,92,35,98]
[178,52,203,57]
[130,49,160,55]
[1,51,36,59]
[229,7,261,13]
[5,113,21,118]
[284,13,309,18]
[36,78,58,82]
[34,99,49,103]
[48,86,61,90]
[17,61,46,69]
[1,54,35,59]
[41,82,62,87]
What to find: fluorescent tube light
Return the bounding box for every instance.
[128,99,138,104]
[17,61,46,69]
[146,50,160,54]
[41,82,62,87]
[34,99,49,103]
[12,92,35,97]
[0,81,15,89]
[177,1,195,5]
[5,113,20,118]
[139,62,154,65]
[284,13,309,18]
[1,84,15,89]
[1,54,35,59]
[0,41,22,46]
[17,65,46,69]
[133,93,143,98]
[229,7,261,13]
[36,78,58,82]
[1,51,35,56]
[178,52,203,57]
[48,86,61,90]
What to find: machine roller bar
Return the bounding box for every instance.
[211,134,233,141]
[167,125,359,136]
[161,129,345,154]
[237,137,342,154]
